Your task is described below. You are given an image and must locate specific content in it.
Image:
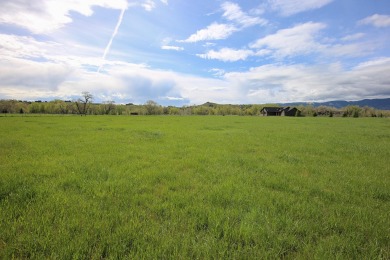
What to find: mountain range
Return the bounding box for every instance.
[279,98,390,110]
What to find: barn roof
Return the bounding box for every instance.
[261,107,283,112]
[261,106,299,112]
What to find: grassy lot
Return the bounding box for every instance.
[0,115,389,258]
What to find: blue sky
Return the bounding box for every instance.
[0,0,389,105]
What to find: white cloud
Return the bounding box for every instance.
[0,34,57,59]
[196,46,273,62]
[1,51,390,104]
[325,42,374,57]
[203,42,217,47]
[223,58,390,103]
[141,0,156,11]
[250,22,326,58]
[138,0,170,11]
[0,0,128,34]
[164,96,185,101]
[101,63,233,104]
[161,45,184,51]
[180,2,267,44]
[0,0,169,34]
[268,0,334,16]
[180,23,238,43]
[359,14,390,28]
[341,33,365,42]
[0,40,232,104]
[0,57,73,97]
[197,48,254,62]
[0,9,389,105]
[221,2,267,27]
[161,38,183,51]
[209,68,226,77]
[255,49,272,56]
[249,23,375,59]
[0,33,103,66]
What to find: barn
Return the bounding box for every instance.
[260,107,299,116]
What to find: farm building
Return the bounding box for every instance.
[260,107,300,116]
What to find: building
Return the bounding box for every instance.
[260,107,299,116]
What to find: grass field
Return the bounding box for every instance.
[0,115,389,259]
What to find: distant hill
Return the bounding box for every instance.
[279,98,390,110]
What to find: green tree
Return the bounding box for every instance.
[0,100,12,114]
[168,106,180,115]
[343,105,361,118]
[295,109,302,117]
[144,100,162,115]
[102,101,115,115]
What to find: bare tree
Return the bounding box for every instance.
[75,92,93,116]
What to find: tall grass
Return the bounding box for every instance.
[0,116,389,258]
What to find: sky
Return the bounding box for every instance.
[0,0,389,105]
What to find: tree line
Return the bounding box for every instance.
[1,96,389,117]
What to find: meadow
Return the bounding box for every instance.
[0,115,389,259]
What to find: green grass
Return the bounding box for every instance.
[0,115,389,259]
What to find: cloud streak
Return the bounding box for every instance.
[98,7,127,72]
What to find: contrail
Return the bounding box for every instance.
[98,7,126,72]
